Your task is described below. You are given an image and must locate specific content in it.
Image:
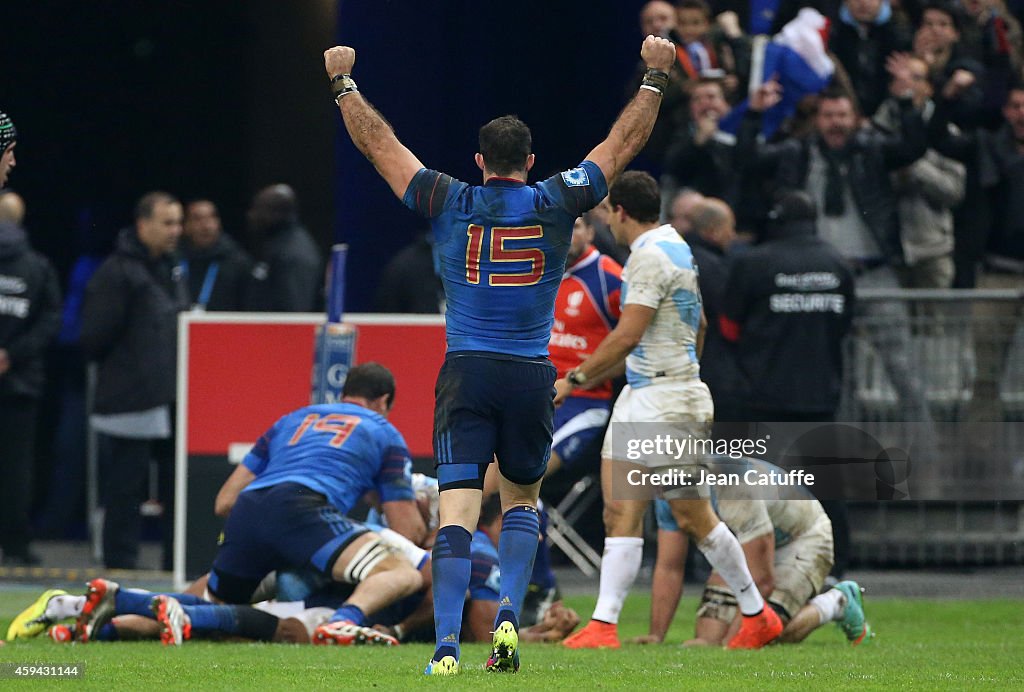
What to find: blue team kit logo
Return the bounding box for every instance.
[561,167,590,187]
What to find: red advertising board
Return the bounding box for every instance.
[183,314,446,456]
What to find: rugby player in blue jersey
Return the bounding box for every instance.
[68,363,428,647]
[324,34,676,675]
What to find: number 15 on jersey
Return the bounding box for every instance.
[465,224,545,286]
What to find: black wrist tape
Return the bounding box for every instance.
[330,74,358,101]
[641,68,670,95]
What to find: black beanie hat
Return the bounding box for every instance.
[0,112,17,153]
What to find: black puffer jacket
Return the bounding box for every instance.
[180,232,253,311]
[244,223,323,312]
[737,99,927,265]
[0,222,62,399]
[80,228,189,414]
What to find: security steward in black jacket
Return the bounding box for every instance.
[0,190,62,566]
[718,189,855,577]
[719,190,855,420]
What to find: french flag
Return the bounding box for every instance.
[720,8,835,138]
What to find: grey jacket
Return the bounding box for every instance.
[874,98,965,264]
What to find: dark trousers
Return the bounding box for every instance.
[100,433,174,570]
[0,394,38,558]
[38,347,88,537]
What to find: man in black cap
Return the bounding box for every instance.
[0,111,63,565]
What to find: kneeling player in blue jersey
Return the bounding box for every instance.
[115,363,426,647]
[324,33,677,675]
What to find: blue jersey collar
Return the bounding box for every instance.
[483,176,527,188]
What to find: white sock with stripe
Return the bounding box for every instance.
[698,521,765,616]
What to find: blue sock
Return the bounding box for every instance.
[115,589,206,617]
[496,505,541,631]
[329,604,367,626]
[158,592,206,607]
[114,589,156,616]
[181,604,237,634]
[529,506,556,591]
[95,622,119,641]
[432,524,473,661]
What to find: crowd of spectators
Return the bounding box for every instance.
[632,0,1024,292]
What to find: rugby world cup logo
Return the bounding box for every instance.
[566,290,584,317]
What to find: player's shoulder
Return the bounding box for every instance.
[414,168,467,190]
[627,235,671,267]
[643,227,698,271]
[405,168,470,218]
[554,162,601,190]
[534,160,608,210]
[277,405,320,425]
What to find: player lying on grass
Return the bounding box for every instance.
[10,474,576,647]
[11,497,577,646]
[8,519,431,647]
[56,364,426,647]
[6,583,305,646]
[8,524,429,647]
[631,456,873,647]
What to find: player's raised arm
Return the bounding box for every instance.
[585,36,676,185]
[324,46,425,199]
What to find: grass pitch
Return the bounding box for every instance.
[0,588,1022,689]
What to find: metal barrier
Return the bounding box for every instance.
[841,288,1024,565]
[843,288,1024,422]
